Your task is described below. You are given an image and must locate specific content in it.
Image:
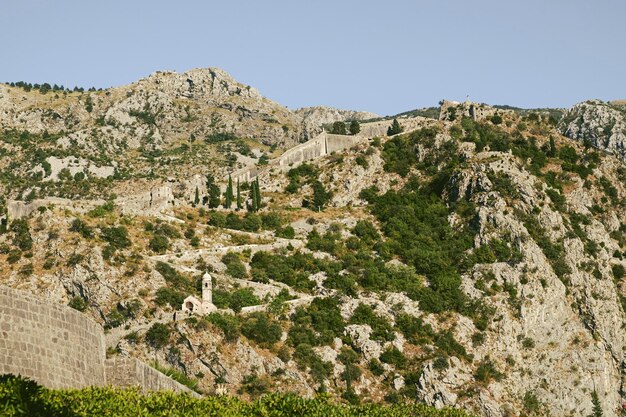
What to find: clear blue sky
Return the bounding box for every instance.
[1,0,624,115]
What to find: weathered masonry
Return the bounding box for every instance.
[0,285,198,396]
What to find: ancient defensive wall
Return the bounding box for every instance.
[227,116,436,184]
[0,285,197,395]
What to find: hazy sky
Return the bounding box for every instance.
[1,0,624,115]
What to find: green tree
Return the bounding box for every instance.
[248,179,262,212]
[236,180,242,210]
[145,323,170,349]
[254,179,262,210]
[387,118,403,136]
[548,136,557,157]
[249,183,257,212]
[193,186,200,207]
[330,121,347,135]
[149,235,170,253]
[349,120,361,135]
[588,390,603,417]
[224,175,234,208]
[312,181,331,211]
[206,175,221,208]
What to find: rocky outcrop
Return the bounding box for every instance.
[294,106,379,140]
[439,100,512,122]
[560,99,626,159]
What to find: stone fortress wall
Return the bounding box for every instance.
[0,285,196,396]
[230,116,436,184]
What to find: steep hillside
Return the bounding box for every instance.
[2,77,626,416]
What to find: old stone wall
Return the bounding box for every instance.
[325,134,362,154]
[0,285,106,389]
[0,285,198,395]
[105,357,200,397]
[277,133,327,169]
[7,198,102,220]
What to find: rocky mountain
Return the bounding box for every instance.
[560,99,626,160]
[0,69,378,205]
[2,71,626,416]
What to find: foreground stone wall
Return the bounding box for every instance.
[105,357,200,397]
[0,286,106,389]
[0,285,197,395]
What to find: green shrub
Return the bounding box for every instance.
[379,347,407,368]
[207,313,241,342]
[145,323,171,349]
[155,287,185,309]
[474,357,504,384]
[293,343,333,383]
[241,312,282,345]
[10,220,32,251]
[149,235,170,253]
[239,374,272,398]
[68,296,88,312]
[88,201,115,218]
[69,218,94,239]
[213,288,260,313]
[222,252,247,278]
[100,226,131,249]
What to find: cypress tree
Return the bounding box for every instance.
[225,175,233,208]
[207,175,221,208]
[249,183,257,212]
[236,180,242,210]
[254,179,262,210]
[589,390,603,417]
[193,186,200,207]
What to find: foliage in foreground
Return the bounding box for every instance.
[0,374,471,417]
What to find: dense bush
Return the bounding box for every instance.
[145,323,171,349]
[206,312,241,342]
[10,220,32,251]
[87,201,115,218]
[250,251,330,292]
[149,235,170,253]
[100,226,131,249]
[293,344,333,383]
[240,312,282,345]
[156,262,188,286]
[155,286,186,309]
[289,297,346,346]
[212,288,260,312]
[222,252,247,279]
[69,218,94,239]
[0,374,471,417]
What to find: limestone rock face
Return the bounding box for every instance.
[294,106,379,140]
[560,99,626,159]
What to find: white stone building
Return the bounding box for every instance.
[181,272,217,315]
